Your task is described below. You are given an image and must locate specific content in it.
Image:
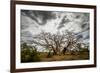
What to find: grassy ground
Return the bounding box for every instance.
[38,51,89,62]
[21,50,89,63]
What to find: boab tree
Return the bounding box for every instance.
[32,31,66,55]
[32,30,79,55]
[62,31,79,54]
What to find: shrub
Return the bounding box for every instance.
[21,43,41,62]
[21,48,41,62]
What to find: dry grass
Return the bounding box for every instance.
[38,51,89,62]
[21,50,89,63]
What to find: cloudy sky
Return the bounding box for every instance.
[21,9,90,45]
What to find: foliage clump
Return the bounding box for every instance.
[21,43,40,62]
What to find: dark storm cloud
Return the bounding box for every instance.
[21,10,40,25]
[57,16,70,29]
[21,12,30,29]
[81,22,89,31]
[75,30,89,43]
[21,31,34,44]
[21,23,29,29]
[57,24,64,29]
[76,34,83,39]
[21,31,33,37]
[21,10,56,25]
[80,13,90,30]
[81,23,87,28]
[75,15,81,19]
[84,34,89,40]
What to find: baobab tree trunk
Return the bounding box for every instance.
[62,42,71,55]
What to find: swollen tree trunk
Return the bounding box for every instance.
[53,49,58,55]
[53,48,61,55]
[62,42,71,55]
